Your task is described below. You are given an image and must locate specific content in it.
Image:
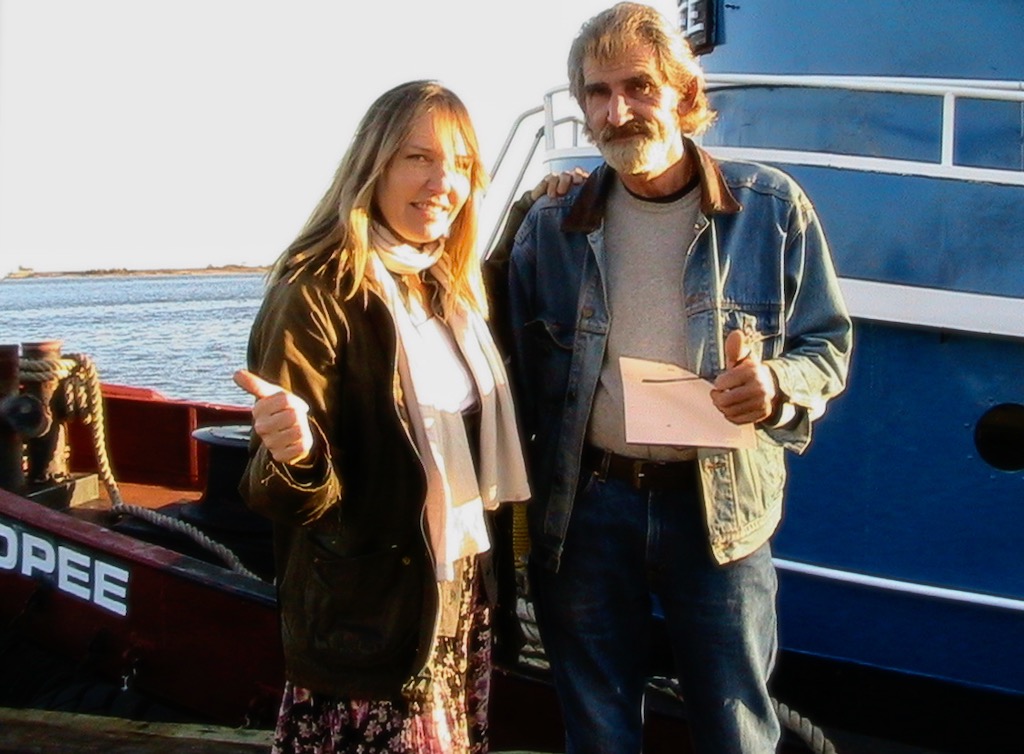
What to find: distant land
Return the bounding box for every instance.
[4,264,271,280]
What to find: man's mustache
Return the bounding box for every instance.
[596,119,656,143]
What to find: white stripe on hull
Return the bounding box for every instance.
[838,278,1024,339]
[774,558,1024,613]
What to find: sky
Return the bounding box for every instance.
[0,0,681,274]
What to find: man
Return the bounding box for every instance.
[503,4,853,753]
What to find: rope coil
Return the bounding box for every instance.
[775,699,838,754]
[19,353,261,581]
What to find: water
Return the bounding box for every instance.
[0,273,266,405]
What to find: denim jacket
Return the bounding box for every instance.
[507,140,852,568]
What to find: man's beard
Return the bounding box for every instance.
[591,118,671,175]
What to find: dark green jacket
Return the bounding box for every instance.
[239,265,438,700]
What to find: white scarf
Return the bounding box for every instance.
[370,225,530,581]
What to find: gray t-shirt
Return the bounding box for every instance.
[586,178,701,461]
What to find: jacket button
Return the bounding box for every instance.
[581,306,594,318]
[401,556,412,566]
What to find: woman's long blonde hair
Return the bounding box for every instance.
[269,80,490,315]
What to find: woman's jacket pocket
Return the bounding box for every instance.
[283,540,425,671]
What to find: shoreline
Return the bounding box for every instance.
[4,265,270,280]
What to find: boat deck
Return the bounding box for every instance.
[0,706,962,754]
[0,707,272,754]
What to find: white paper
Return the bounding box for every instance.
[619,356,756,449]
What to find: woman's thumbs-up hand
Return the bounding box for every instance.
[234,369,314,465]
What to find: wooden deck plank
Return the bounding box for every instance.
[0,708,272,754]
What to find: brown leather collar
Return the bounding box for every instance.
[562,138,742,234]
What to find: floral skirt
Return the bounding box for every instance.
[271,559,491,754]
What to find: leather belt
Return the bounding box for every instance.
[582,445,697,492]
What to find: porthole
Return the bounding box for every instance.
[974,403,1024,472]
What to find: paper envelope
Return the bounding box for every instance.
[619,356,756,449]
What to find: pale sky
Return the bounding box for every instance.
[0,0,680,273]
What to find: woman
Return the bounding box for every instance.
[235,80,530,754]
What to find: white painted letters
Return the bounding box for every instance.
[0,521,130,616]
[93,560,130,617]
[21,533,56,577]
[58,545,93,601]
[0,524,16,570]
[680,0,705,35]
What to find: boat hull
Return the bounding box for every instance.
[693,0,1024,699]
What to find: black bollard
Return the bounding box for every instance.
[0,344,24,491]
[22,340,71,485]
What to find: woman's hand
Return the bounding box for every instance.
[530,167,588,201]
[233,369,315,465]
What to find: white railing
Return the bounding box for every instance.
[703,73,1024,186]
[490,75,1024,188]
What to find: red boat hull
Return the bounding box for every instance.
[2,384,284,726]
[0,483,284,726]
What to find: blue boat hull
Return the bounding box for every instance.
[694,0,1024,697]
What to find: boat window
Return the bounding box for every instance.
[704,88,940,162]
[974,403,1024,472]
[955,99,1024,171]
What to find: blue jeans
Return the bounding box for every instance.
[530,471,780,754]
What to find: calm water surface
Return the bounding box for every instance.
[0,273,266,405]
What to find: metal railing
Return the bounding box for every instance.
[703,73,1024,186]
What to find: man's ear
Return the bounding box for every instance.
[677,77,701,114]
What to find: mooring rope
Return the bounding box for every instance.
[20,353,261,581]
[774,699,838,754]
[643,675,837,753]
